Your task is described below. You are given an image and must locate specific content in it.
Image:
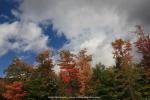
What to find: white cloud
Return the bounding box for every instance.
[18,0,137,66]
[0,21,48,55]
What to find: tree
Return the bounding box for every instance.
[114,63,142,100]
[76,49,92,96]
[134,26,150,98]
[35,49,55,78]
[0,79,6,100]
[87,63,116,100]
[58,50,79,96]
[4,58,33,82]
[2,81,26,100]
[24,49,58,99]
[112,39,132,69]
[112,39,142,100]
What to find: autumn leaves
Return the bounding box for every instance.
[59,49,92,96]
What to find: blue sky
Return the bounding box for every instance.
[0,0,67,76]
[0,0,149,76]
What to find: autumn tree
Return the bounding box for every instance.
[4,58,33,82]
[2,81,26,100]
[134,25,150,98]
[58,50,79,96]
[0,79,6,100]
[76,49,92,96]
[112,39,132,70]
[24,49,58,99]
[112,39,142,100]
[35,49,55,78]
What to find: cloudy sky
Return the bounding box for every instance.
[0,0,150,76]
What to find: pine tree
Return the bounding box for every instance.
[87,63,116,100]
[112,39,141,100]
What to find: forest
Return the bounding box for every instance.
[0,26,149,100]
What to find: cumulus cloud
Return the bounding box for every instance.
[20,0,150,26]
[10,0,149,66]
[0,0,150,65]
[0,21,48,55]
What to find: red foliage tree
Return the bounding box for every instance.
[2,81,26,100]
[134,26,150,97]
[134,26,150,79]
[58,50,79,96]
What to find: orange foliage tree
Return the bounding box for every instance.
[0,79,6,99]
[35,49,55,77]
[112,38,132,69]
[2,81,26,100]
[77,49,92,96]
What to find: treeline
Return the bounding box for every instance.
[0,26,150,100]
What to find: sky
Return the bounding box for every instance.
[0,0,150,76]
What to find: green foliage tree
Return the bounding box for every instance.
[24,49,58,99]
[114,64,142,100]
[87,63,116,100]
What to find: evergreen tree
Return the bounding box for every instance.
[87,63,116,100]
[112,39,142,100]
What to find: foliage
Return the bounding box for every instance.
[4,58,33,82]
[114,64,142,100]
[58,50,79,96]
[24,49,58,99]
[112,38,132,69]
[0,79,6,100]
[112,38,142,100]
[0,27,150,99]
[2,81,26,100]
[76,49,92,96]
[134,26,150,98]
[87,63,116,100]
